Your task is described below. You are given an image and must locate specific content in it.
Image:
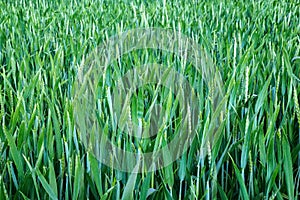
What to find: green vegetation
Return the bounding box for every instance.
[0,0,299,199]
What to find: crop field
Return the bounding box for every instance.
[0,0,299,199]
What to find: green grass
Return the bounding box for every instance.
[0,0,299,199]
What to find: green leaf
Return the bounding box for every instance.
[88,152,103,196]
[3,125,24,180]
[140,173,151,200]
[255,75,271,114]
[282,134,295,200]
[121,162,139,200]
[230,155,249,200]
[178,152,187,181]
[72,155,83,200]
[49,160,58,197]
[36,169,58,200]
[266,164,280,199]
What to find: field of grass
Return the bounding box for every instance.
[0,0,299,199]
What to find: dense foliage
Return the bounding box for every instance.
[0,0,299,199]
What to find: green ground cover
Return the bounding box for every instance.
[0,0,299,199]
